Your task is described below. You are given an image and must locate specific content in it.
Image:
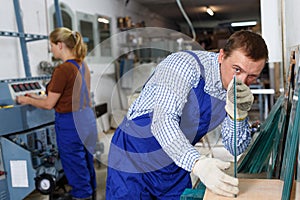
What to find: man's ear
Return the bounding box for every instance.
[218,49,224,63]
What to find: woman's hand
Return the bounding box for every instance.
[16,95,29,105]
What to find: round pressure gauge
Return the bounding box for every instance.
[35,173,56,195]
[40,179,51,190]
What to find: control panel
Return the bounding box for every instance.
[8,80,46,100]
[0,76,54,136]
[0,76,50,106]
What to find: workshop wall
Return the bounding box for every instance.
[0,0,49,79]
[0,0,175,79]
[284,0,300,48]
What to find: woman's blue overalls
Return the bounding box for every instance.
[106,51,226,199]
[54,60,97,199]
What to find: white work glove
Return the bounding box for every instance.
[192,156,239,197]
[225,78,254,120]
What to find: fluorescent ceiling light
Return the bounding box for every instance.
[206,7,214,16]
[98,17,109,24]
[231,21,257,27]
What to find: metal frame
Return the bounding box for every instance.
[0,0,63,77]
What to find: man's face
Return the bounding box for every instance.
[218,49,266,89]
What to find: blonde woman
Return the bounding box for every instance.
[17,27,97,200]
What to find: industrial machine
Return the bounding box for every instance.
[0,76,63,200]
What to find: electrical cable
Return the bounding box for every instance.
[176,0,196,41]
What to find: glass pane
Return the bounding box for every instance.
[80,20,94,54]
[98,16,111,57]
[53,10,72,30]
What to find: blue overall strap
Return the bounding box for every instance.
[183,50,205,79]
[66,59,90,109]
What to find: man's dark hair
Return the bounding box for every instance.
[223,30,269,62]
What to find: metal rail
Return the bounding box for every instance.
[0,0,63,77]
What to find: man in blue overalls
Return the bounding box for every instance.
[106,30,269,199]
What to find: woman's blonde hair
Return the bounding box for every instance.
[49,27,87,62]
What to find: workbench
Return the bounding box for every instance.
[203,179,300,200]
[204,179,283,200]
[180,178,300,200]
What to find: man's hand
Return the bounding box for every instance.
[192,156,239,197]
[225,78,254,120]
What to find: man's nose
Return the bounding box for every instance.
[237,74,248,84]
[237,75,253,86]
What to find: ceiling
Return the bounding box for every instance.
[133,0,261,30]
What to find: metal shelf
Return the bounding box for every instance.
[1,0,63,78]
[0,31,48,41]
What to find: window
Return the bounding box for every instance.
[53,10,72,30]
[50,5,112,62]
[79,20,94,54]
[77,12,95,56]
[97,15,111,57]
[49,2,74,31]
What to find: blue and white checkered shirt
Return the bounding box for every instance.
[127,51,251,172]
